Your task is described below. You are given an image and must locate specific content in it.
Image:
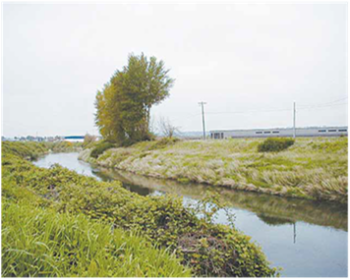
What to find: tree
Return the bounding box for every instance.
[95,53,174,146]
[158,116,179,138]
[83,134,97,148]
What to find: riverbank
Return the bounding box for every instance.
[2,141,277,277]
[2,140,82,160]
[79,137,348,204]
[33,151,348,276]
[96,167,348,231]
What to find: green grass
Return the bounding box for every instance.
[90,141,115,159]
[83,137,348,204]
[2,202,190,277]
[98,168,347,230]
[2,141,278,277]
[1,141,82,160]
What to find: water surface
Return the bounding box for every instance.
[34,152,348,277]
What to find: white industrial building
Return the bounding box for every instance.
[210,126,348,139]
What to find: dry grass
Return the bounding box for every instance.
[81,137,348,204]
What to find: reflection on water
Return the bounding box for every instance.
[34,153,348,277]
[257,214,295,226]
[93,168,348,231]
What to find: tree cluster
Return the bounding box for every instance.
[95,53,174,146]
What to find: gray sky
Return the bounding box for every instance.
[3,3,348,137]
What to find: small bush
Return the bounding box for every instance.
[121,132,156,147]
[83,134,97,148]
[258,138,295,152]
[49,141,83,153]
[90,142,114,158]
[147,137,180,150]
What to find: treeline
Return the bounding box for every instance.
[2,142,277,277]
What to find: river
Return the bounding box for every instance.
[34,152,348,277]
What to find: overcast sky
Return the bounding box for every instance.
[3,3,348,137]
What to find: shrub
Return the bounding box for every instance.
[121,131,156,147]
[2,202,191,277]
[147,137,180,150]
[258,138,295,152]
[49,141,82,153]
[90,142,115,158]
[83,134,97,148]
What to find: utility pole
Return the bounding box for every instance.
[293,102,296,139]
[198,102,207,139]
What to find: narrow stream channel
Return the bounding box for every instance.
[34,152,348,277]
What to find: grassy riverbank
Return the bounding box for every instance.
[80,137,348,204]
[2,141,277,277]
[96,168,348,231]
[2,141,82,160]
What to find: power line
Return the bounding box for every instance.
[160,97,347,133]
[298,97,348,109]
[169,113,202,122]
[206,107,291,115]
[298,102,347,111]
[204,98,347,116]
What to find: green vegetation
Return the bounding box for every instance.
[257,138,295,152]
[96,168,348,231]
[147,137,180,150]
[81,137,348,204]
[2,203,190,277]
[2,141,82,160]
[90,141,115,159]
[83,134,97,149]
[49,141,83,153]
[2,141,277,277]
[2,141,48,160]
[95,53,174,146]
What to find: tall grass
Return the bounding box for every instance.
[2,202,190,277]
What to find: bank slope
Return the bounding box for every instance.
[80,137,348,204]
[2,141,277,277]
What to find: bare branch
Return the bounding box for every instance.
[158,116,179,138]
